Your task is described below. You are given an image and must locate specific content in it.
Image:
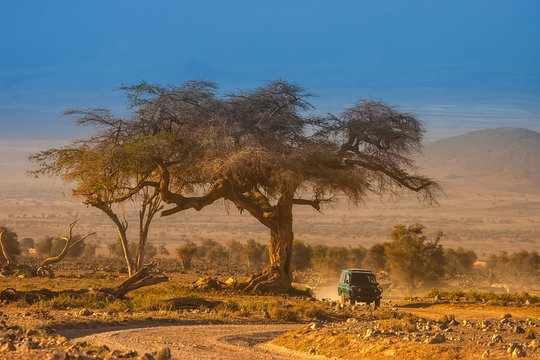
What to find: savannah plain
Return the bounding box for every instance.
[0,127,539,359]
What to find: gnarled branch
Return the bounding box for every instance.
[38,218,96,269]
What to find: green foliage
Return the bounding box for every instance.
[35,237,54,257]
[50,235,86,258]
[227,239,245,264]
[487,251,539,278]
[424,288,539,304]
[176,241,198,270]
[444,247,477,274]
[362,243,388,272]
[386,224,445,290]
[292,240,312,271]
[0,226,21,261]
[245,239,267,266]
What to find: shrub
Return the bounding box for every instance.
[176,241,198,270]
[386,224,445,291]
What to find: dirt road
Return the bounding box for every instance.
[64,323,308,360]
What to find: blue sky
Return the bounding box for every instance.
[1,0,539,141]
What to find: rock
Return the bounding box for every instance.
[346,317,357,323]
[310,322,324,330]
[154,347,171,360]
[18,337,39,351]
[225,277,237,287]
[439,323,448,330]
[514,326,525,334]
[262,310,270,319]
[481,349,490,359]
[308,348,316,355]
[512,347,526,358]
[426,333,446,344]
[78,308,93,316]
[0,341,15,351]
[283,303,293,309]
[191,277,224,290]
[448,319,459,326]
[25,329,38,336]
[502,313,512,319]
[491,334,503,343]
[507,343,521,354]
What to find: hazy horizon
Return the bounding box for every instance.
[1,1,539,141]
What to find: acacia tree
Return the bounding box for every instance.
[31,79,439,292]
[150,81,439,292]
[29,108,164,276]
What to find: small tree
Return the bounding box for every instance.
[386,224,445,292]
[176,241,197,270]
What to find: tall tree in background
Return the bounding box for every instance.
[30,80,439,292]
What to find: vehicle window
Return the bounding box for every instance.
[350,273,376,285]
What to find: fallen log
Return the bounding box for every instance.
[0,263,168,304]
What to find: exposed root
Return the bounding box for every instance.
[238,266,291,293]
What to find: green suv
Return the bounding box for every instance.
[338,269,382,308]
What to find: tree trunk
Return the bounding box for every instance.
[93,203,134,276]
[240,194,294,293]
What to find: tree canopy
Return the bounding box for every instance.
[30,79,439,292]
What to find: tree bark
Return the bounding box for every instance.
[239,193,295,293]
[92,203,134,276]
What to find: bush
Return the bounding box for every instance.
[444,247,477,275]
[292,240,312,271]
[386,224,445,291]
[176,241,198,270]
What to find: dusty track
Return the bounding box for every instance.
[64,323,308,360]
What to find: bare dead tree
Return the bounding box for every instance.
[37,218,95,271]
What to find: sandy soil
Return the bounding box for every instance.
[63,323,306,360]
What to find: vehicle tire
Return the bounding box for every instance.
[349,297,356,306]
[374,299,380,310]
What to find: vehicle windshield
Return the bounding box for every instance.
[350,273,377,285]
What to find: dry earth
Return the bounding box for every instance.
[63,323,306,360]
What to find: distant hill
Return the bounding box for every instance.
[420,127,540,193]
